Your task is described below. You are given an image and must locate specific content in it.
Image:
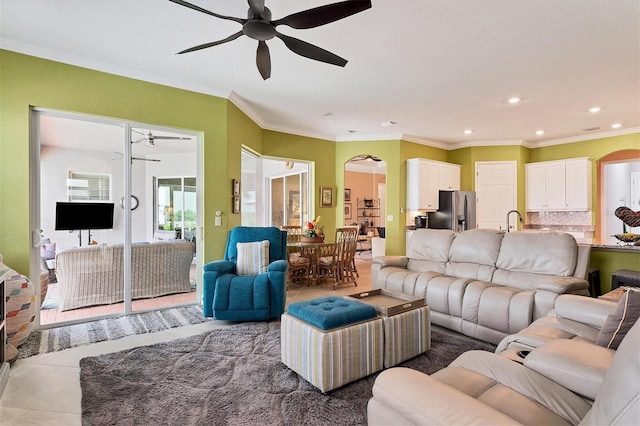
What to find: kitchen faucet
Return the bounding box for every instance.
[506,210,524,232]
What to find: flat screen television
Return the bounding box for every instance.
[55,202,115,230]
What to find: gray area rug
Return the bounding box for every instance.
[80,321,495,425]
[19,305,207,359]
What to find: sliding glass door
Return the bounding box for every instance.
[33,109,200,328]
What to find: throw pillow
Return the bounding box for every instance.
[595,288,640,349]
[40,242,56,260]
[236,240,269,276]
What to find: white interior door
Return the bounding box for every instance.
[475,161,517,230]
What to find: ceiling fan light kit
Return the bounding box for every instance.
[169,0,372,80]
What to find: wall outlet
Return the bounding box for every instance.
[387,215,394,222]
[214,217,221,226]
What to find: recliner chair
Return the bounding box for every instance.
[202,226,288,321]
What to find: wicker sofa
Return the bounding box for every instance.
[55,241,194,311]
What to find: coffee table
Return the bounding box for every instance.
[345,289,431,368]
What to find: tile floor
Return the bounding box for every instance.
[0,259,373,425]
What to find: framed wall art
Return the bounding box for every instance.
[345,203,352,219]
[320,186,333,207]
[344,188,351,201]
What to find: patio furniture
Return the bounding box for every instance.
[55,241,194,311]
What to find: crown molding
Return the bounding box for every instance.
[1,38,231,99]
[399,134,451,150]
[447,139,534,150]
[529,127,640,148]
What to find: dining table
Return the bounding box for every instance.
[287,240,336,285]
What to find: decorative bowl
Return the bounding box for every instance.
[612,233,640,244]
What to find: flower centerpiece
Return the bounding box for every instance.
[302,216,325,242]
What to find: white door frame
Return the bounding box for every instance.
[30,108,203,328]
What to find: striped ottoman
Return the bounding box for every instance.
[381,306,430,368]
[281,297,383,392]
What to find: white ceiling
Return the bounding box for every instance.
[2,0,639,147]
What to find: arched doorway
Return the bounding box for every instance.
[344,155,387,256]
[597,149,640,243]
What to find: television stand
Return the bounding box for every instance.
[74,229,93,246]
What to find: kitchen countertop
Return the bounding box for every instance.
[591,243,640,252]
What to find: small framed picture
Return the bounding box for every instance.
[344,188,351,201]
[344,203,352,219]
[320,186,333,207]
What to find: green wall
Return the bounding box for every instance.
[590,249,639,294]
[1,49,638,280]
[0,50,229,272]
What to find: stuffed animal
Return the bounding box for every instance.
[615,206,640,228]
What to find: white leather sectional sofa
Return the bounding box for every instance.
[368,293,640,425]
[372,228,591,344]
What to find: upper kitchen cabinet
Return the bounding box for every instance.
[525,157,592,211]
[407,158,461,211]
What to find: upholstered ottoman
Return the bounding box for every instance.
[281,296,384,392]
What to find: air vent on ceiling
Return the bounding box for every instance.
[582,126,600,131]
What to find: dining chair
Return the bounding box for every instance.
[317,226,359,289]
[281,225,310,287]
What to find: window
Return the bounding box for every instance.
[154,177,196,240]
[67,172,111,201]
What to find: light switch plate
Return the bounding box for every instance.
[214,217,221,226]
[387,215,394,221]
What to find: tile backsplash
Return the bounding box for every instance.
[526,211,592,226]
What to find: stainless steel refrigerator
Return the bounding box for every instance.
[427,190,476,232]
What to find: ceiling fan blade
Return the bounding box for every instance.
[177,31,244,54]
[256,41,271,80]
[168,0,245,24]
[132,156,161,162]
[247,0,265,18]
[131,137,146,144]
[273,0,371,29]
[276,33,347,67]
[152,136,192,140]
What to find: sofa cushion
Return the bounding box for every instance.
[407,229,455,262]
[496,232,578,277]
[235,240,269,276]
[287,296,377,330]
[595,288,640,349]
[445,229,503,281]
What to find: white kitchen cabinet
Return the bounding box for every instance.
[407,158,461,211]
[565,158,592,210]
[439,163,461,191]
[525,158,591,211]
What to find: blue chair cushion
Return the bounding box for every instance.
[287,296,377,330]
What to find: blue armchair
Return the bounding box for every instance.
[203,226,288,321]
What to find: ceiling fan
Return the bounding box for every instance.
[168,0,372,80]
[131,129,192,146]
[351,154,382,162]
[112,152,161,163]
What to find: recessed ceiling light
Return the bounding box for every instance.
[611,123,622,129]
[508,97,520,104]
[536,130,544,135]
[589,106,601,113]
[381,121,397,127]
[464,129,473,135]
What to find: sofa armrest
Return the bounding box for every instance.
[203,260,235,274]
[368,367,520,425]
[553,294,616,328]
[536,276,589,293]
[372,255,408,268]
[267,259,288,273]
[524,339,614,400]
